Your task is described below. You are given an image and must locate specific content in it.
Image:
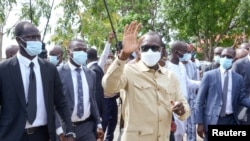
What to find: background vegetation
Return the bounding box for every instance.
[1,0,250,61]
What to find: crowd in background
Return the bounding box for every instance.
[1,20,250,141]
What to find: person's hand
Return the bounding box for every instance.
[119,21,143,60]
[171,101,185,116]
[96,127,104,140]
[65,136,75,141]
[59,133,66,141]
[108,32,115,43]
[197,124,205,139]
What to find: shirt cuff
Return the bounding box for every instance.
[56,127,64,135]
[97,123,102,129]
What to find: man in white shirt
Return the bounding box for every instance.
[165,41,200,141]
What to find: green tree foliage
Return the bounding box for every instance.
[52,0,171,54]
[0,0,16,59]
[162,0,250,61]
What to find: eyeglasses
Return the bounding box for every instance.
[221,54,233,59]
[140,45,161,52]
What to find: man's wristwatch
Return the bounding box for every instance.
[65,132,76,138]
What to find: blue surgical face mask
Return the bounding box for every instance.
[48,55,59,65]
[213,55,220,64]
[22,40,43,56]
[179,53,190,62]
[220,57,233,70]
[72,51,87,66]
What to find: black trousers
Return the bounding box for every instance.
[21,126,50,141]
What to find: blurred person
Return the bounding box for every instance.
[86,48,105,122]
[232,46,250,125]
[204,47,224,72]
[239,42,250,51]
[235,48,248,61]
[97,32,119,141]
[0,21,75,141]
[48,45,68,141]
[102,21,190,141]
[180,43,199,141]
[48,45,64,66]
[189,44,201,80]
[98,32,115,71]
[5,44,19,59]
[195,48,250,141]
[166,41,200,141]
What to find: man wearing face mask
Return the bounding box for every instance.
[232,44,250,125]
[57,39,104,141]
[0,21,75,141]
[195,48,250,141]
[178,43,199,141]
[165,41,200,141]
[204,46,224,72]
[48,45,64,66]
[102,21,190,141]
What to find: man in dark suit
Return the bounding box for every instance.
[57,39,104,141]
[0,21,75,141]
[232,45,250,124]
[87,48,105,120]
[195,48,250,141]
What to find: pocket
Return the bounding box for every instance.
[133,82,152,105]
[126,127,154,141]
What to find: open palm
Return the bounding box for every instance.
[122,21,143,54]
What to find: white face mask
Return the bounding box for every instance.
[141,49,161,67]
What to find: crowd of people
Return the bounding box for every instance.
[0,20,250,141]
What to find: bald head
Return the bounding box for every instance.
[5,45,19,59]
[239,43,250,51]
[236,48,248,60]
[170,41,188,52]
[49,45,63,56]
[14,21,40,37]
[214,47,224,56]
[68,39,87,51]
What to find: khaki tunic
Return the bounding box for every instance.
[102,57,190,141]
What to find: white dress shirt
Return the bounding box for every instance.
[68,61,91,122]
[220,67,233,114]
[87,61,98,69]
[17,52,47,128]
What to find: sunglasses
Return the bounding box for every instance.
[140,45,161,52]
[221,54,233,59]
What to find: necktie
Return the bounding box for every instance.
[27,62,37,124]
[220,70,229,117]
[75,68,84,118]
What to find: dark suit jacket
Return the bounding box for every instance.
[89,62,105,118]
[195,68,250,131]
[232,56,250,96]
[0,57,73,141]
[57,63,101,126]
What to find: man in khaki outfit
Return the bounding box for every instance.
[102,21,190,141]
